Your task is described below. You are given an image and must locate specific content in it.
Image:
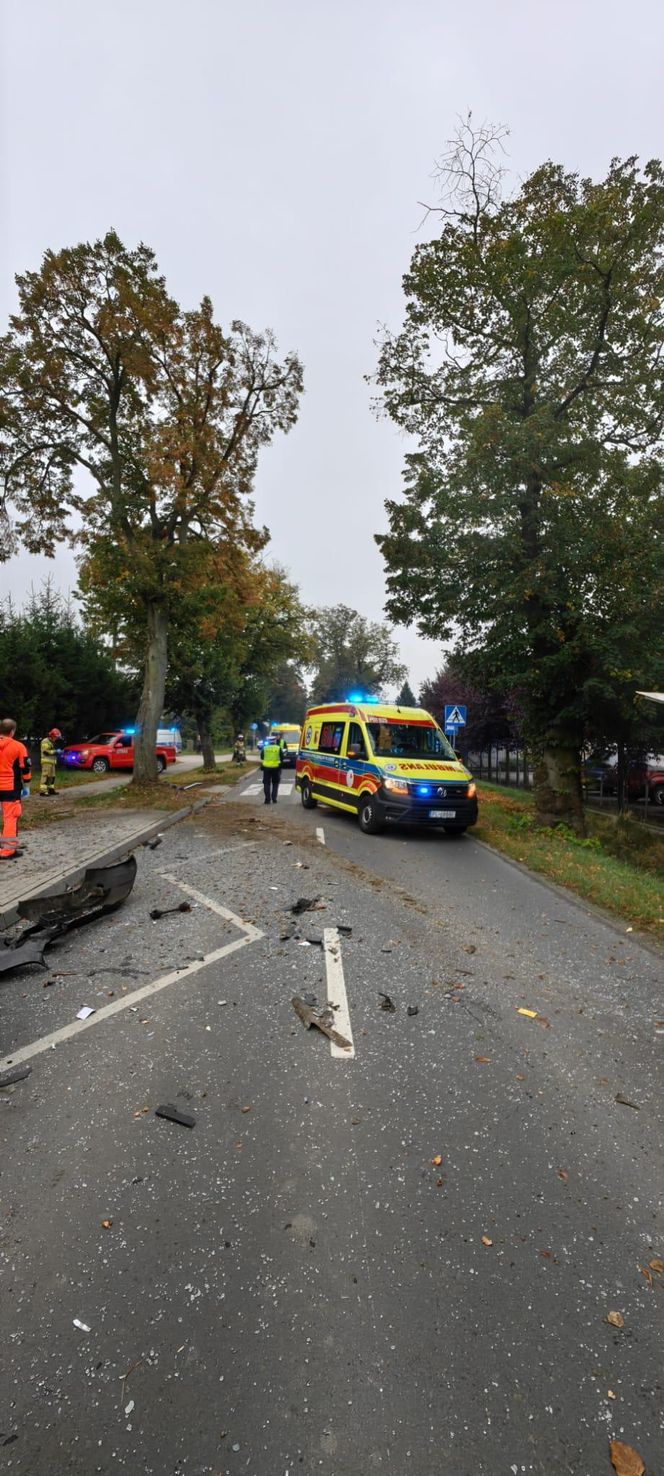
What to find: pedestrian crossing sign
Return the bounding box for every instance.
[444,704,467,730]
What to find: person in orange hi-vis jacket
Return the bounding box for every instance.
[0,717,32,860]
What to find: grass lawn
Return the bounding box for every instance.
[475,782,664,936]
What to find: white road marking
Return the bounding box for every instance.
[159,874,263,941]
[242,781,295,798]
[0,884,262,1072]
[324,927,355,1060]
[316,827,325,845]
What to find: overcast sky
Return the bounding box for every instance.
[1,0,662,690]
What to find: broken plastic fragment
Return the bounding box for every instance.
[76,1006,95,1020]
[155,1103,196,1128]
[517,1007,538,1019]
[73,1319,91,1332]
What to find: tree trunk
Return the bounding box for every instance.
[616,739,628,816]
[133,603,168,785]
[198,713,216,772]
[533,742,585,835]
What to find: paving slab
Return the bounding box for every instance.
[0,810,186,929]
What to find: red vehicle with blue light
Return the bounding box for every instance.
[61,730,177,774]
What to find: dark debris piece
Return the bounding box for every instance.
[290,896,322,916]
[407,1005,419,1017]
[379,992,396,1013]
[155,1103,196,1128]
[0,1065,33,1089]
[149,902,192,921]
[336,925,352,936]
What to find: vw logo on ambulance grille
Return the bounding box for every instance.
[436,787,447,797]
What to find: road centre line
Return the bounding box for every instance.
[1,884,263,1072]
[324,927,355,1060]
[316,827,325,845]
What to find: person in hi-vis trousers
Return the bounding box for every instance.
[0,717,31,859]
[261,734,282,804]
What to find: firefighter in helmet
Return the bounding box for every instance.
[40,728,62,796]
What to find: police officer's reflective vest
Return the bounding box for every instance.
[262,741,281,769]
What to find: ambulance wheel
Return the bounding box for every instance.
[359,797,383,835]
[301,779,317,810]
[92,757,110,773]
[443,825,466,836]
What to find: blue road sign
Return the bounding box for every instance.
[444,704,467,729]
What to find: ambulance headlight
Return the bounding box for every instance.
[384,776,409,794]
[466,782,477,798]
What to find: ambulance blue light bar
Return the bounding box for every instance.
[347,692,380,704]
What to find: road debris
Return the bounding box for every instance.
[378,992,396,1012]
[615,1093,641,1110]
[608,1439,644,1476]
[101,1218,113,1229]
[337,925,352,936]
[517,1007,539,1019]
[291,995,351,1050]
[290,896,323,915]
[606,1310,624,1329]
[155,1103,196,1128]
[149,902,192,921]
[431,1155,442,1166]
[474,1055,490,1064]
[481,1235,493,1247]
[0,1065,32,1089]
[0,935,49,977]
[648,1256,664,1274]
[76,1006,95,1020]
[407,1005,419,1016]
[73,1319,91,1332]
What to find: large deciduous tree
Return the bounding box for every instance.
[0,230,303,783]
[373,120,664,831]
[307,604,406,703]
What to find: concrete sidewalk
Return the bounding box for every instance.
[0,806,201,929]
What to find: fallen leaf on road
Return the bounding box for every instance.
[638,1265,653,1287]
[536,1015,551,1029]
[481,1235,493,1247]
[463,944,477,953]
[608,1439,644,1476]
[606,1310,624,1329]
[101,1219,113,1230]
[557,1169,569,1182]
[648,1257,664,1274]
[615,1093,640,1110]
[607,1389,616,1399]
[515,1073,525,1081]
[436,1178,444,1187]
[517,1007,538,1019]
[475,1056,491,1064]
[240,1105,252,1114]
[431,1155,442,1166]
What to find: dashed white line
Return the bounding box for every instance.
[324,927,355,1060]
[316,827,325,845]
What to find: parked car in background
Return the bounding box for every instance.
[627,757,664,806]
[61,731,177,774]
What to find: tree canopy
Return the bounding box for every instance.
[306,604,405,704]
[0,230,303,781]
[0,583,137,744]
[373,120,664,830]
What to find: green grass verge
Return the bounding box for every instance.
[161,759,255,787]
[475,783,664,936]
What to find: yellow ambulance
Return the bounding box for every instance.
[296,702,477,835]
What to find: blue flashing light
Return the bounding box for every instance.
[347,692,381,704]
[123,726,136,735]
[417,784,431,796]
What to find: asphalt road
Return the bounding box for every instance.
[1,773,662,1475]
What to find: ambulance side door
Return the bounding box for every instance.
[338,720,369,806]
[315,720,345,799]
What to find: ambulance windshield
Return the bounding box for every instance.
[365,722,456,761]
[282,730,300,745]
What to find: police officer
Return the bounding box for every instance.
[40,727,62,795]
[261,731,282,805]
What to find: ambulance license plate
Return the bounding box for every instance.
[430,809,456,820]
